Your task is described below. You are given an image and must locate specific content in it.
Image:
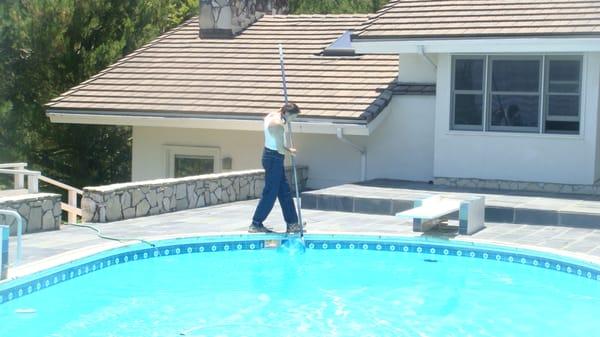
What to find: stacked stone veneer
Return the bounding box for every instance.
[434,177,600,196]
[0,193,62,235]
[82,167,307,223]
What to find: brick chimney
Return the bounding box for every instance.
[199,0,289,38]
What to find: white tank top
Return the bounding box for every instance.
[264,113,280,151]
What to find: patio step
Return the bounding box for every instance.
[301,181,600,228]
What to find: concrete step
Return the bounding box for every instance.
[301,183,600,229]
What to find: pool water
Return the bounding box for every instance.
[1,248,599,337]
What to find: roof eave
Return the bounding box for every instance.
[351,35,600,54]
[46,109,371,136]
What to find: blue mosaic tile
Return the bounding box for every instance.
[305,239,600,282]
[0,238,598,305]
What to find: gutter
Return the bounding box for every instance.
[336,128,366,181]
[46,111,372,136]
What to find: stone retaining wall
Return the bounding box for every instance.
[82,167,308,223]
[434,177,600,196]
[0,193,62,235]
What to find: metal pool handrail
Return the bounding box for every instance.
[0,209,23,266]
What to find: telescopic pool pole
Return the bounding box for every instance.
[278,43,304,238]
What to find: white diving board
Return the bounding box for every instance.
[396,195,485,235]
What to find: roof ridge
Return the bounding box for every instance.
[355,0,400,36]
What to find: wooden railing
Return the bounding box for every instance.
[38,175,83,223]
[0,162,29,191]
[0,163,82,223]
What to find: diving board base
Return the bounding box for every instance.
[413,218,443,232]
[459,196,485,235]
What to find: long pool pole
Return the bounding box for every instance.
[278,43,304,238]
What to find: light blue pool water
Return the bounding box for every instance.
[1,239,599,337]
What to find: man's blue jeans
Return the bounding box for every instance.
[252,148,298,226]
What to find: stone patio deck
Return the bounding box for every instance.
[302,180,600,228]
[6,197,600,279]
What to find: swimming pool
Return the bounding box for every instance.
[1,234,599,337]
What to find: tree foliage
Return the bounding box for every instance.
[289,0,385,14]
[0,0,386,190]
[0,0,198,188]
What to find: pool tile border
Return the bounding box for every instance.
[307,240,600,282]
[0,240,265,305]
[1,237,598,305]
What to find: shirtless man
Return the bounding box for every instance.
[249,103,301,233]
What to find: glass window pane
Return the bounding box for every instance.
[545,121,579,134]
[491,60,540,92]
[548,59,581,94]
[454,59,484,90]
[549,82,579,93]
[175,155,214,178]
[490,95,539,127]
[549,60,580,82]
[548,95,579,117]
[454,94,483,126]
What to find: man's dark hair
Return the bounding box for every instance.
[281,102,300,116]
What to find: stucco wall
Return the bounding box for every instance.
[434,53,600,185]
[595,67,600,182]
[366,97,435,182]
[130,52,599,187]
[132,128,262,181]
[366,53,437,182]
[397,53,437,83]
[131,98,436,189]
[130,52,441,188]
[133,126,363,188]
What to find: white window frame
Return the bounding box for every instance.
[450,54,583,135]
[163,145,221,178]
[450,55,486,131]
[543,55,583,133]
[487,55,543,133]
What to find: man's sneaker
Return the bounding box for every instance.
[286,222,306,234]
[248,223,274,233]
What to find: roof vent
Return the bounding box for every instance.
[199,0,288,38]
[323,31,356,56]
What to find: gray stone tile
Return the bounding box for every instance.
[354,198,392,215]
[559,213,600,229]
[485,207,514,223]
[391,199,413,214]
[540,239,572,249]
[586,248,600,257]
[514,209,558,225]
[301,193,317,209]
[317,196,354,212]
[564,240,600,254]
[7,194,600,269]
[555,228,596,240]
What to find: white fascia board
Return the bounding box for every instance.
[352,37,600,54]
[47,112,370,136]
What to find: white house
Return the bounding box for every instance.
[47,0,600,194]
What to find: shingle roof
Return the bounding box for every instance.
[392,83,436,95]
[355,0,600,39]
[47,15,398,123]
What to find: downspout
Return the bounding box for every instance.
[336,128,366,181]
[417,45,437,70]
